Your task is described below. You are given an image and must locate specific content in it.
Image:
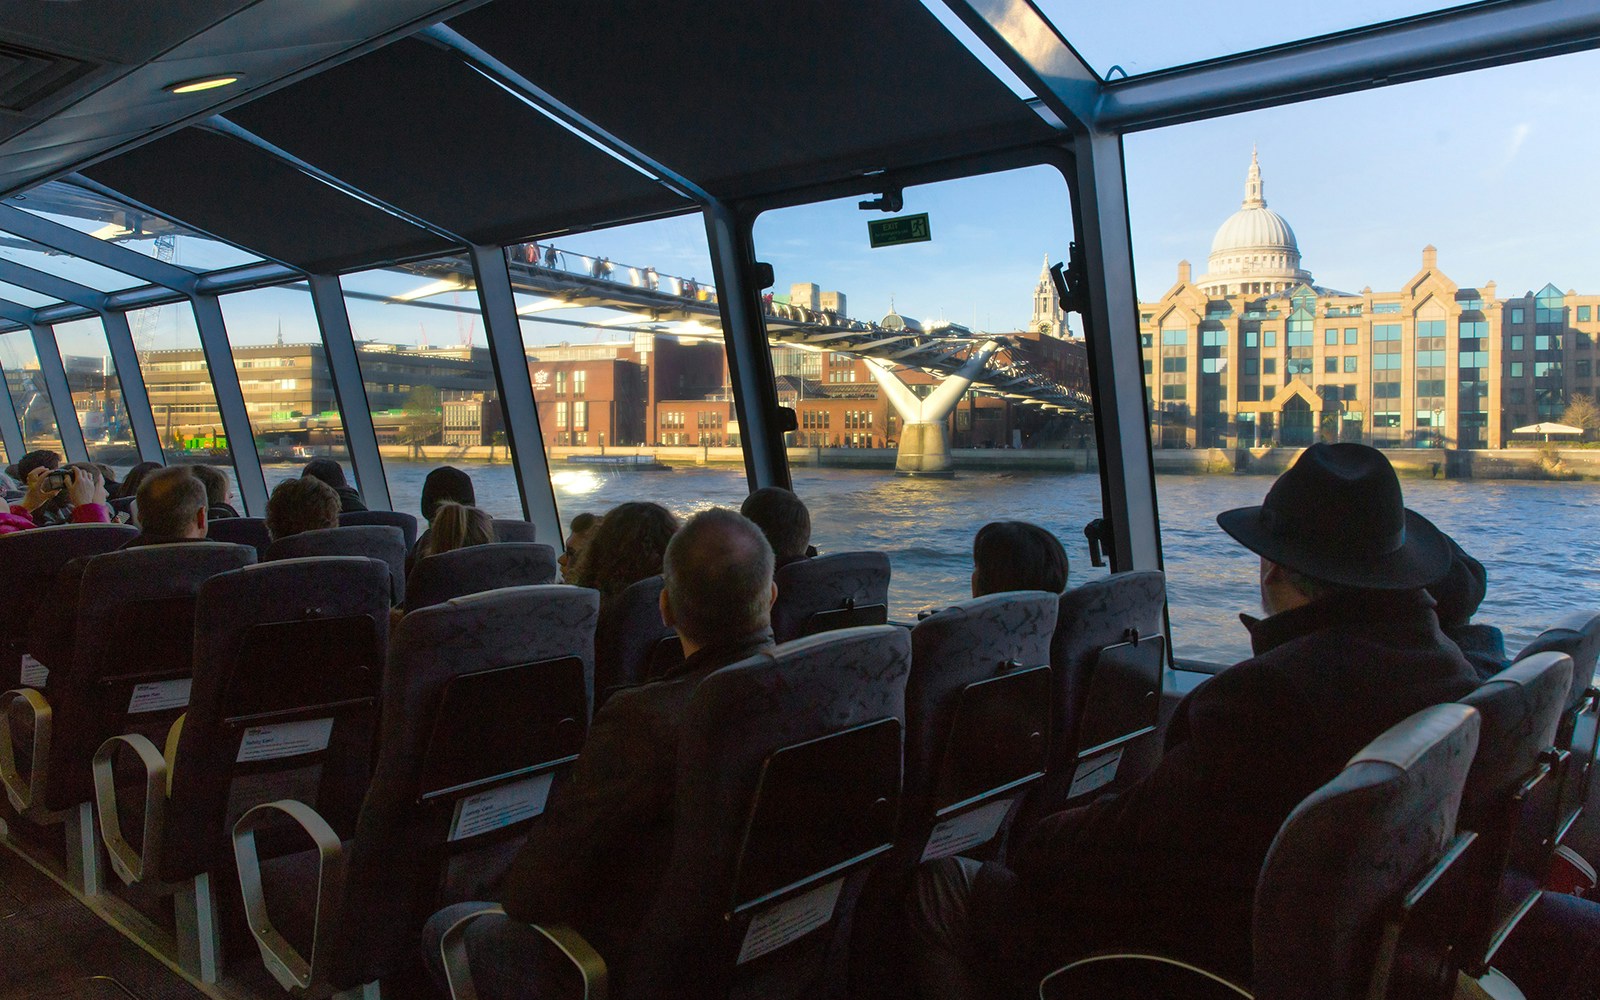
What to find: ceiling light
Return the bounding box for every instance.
[166,75,241,95]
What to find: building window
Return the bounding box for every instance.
[1580,306,1593,323]
[1535,362,1562,378]
[1579,360,1592,378]
[1263,358,1277,375]
[1243,358,1259,375]
[1460,351,1488,368]
[1511,308,1525,324]
[1243,331,1258,348]
[1201,357,1225,373]
[573,370,587,396]
[1162,356,1187,372]
[555,370,566,394]
[556,401,568,427]
[1510,335,1524,351]
[1161,325,1187,346]
[1161,384,1186,400]
[1344,328,1359,344]
[1374,381,1401,399]
[1325,329,1339,346]
[1373,324,1401,342]
[1510,362,1524,377]
[1373,303,1401,314]
[1417,320,1446,338]
[1460,320,1488,337]
[1263,330,1277,348]
[1343,356,1358,373]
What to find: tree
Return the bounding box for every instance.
[399,386,442,458]
[1561,393,1600,441]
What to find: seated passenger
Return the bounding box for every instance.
[2,466,111,535]
[410,465,477,571]
[558,510,602,582]
[970,520,1069,597]
[423,509,777,996]
[574,501,679,612]
[1427,535,1507,680]
[191,463,239,520]
[907,443,1477,997]
[411,501,494,561]
[30,462,109,527]
[15,449,61,483]
[265,476,341,542]
[740,486,816,568]
[115,460,161,501]
[301,458,366,513]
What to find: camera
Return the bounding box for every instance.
[43,467,73,490]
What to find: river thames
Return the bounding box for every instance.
[264,461,1600,665]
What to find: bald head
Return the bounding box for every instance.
[137,467,208,539]
[662,508,775,651]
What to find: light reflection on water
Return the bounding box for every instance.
[295,461,1600,666]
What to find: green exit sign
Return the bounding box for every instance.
[868,213,931,248]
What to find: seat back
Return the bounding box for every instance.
[339,510,418,550]
[206,516,271,558]
[1457,652,1570,972]
[491,518,537,543]
[326,585,599,987]
[1029,570,1166,822]
[266,525,407,605]
[42,542,258,811]
[593,574,674,699]
[0,523,138,687]
[770,552,891,643]
[633,625,910,998]
[1253,703,1481,1000]
[903,592,1057,862]
[1513,610,1600,841]
[160,556,391,882]
[403,542,558,612]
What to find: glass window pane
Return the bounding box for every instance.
[0,329,64,455]
[9,180,262,272]
[511,214,749,533]
[218,284,354,496]
[753,165,1102,619]
[127,303,236,476]
[0,279,58,308]
[341,257,518,520]
[0,229,145,292]
[51,317,136,471]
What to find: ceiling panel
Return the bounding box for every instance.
[446,0,1055,200]
[81,128,455,272]
[225,37,688,245]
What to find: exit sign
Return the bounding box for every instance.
[868,213,931,248]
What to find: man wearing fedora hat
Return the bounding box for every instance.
[906,443,1480,998]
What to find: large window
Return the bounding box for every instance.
[753,164,1103,618]
[50,317,135,470]
[0,329,64,456]
[126,302,237,477]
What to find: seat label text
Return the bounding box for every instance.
[449,773,554,842]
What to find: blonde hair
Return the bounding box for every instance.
[417,501,494,559]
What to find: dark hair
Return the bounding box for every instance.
[17,450,61,481]
[576,501,679,598]
[570,511,601,535]
[119,461,162,500]
[301,458,349,491]
[191,464,230,507]
[1426,536,1488,629]
[136,467,207,539]
[415,502,494,560]
[972,521,1070,597]
[664,509,774,646]
[266,477,341,541]
[421,466,475,522]
[739,487,811,562]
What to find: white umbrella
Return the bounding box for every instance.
[1512,422,1584,442]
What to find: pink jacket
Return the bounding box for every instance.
[0,502,112,536]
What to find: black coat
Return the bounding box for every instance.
[334,485,367,514]
[979,588,1479,985]
[499,629,775,965]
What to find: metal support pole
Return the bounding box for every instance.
[99,310,165,465]
[309,275,391,511]
[29,322,89,463]
[189,295,268,515]
[703,201,788,490]
[1072,132,1160,573]
[0,354,25,463]
[468,244,561,542]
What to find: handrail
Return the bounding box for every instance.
[233,799,346,993]
[92,732,167,885]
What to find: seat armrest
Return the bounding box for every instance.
[92,732,167,886]
[0,687,51,814]
[1039,953,1252,999]
[441,905,609,1000]
[232,800,345,992]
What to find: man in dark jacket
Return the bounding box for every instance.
[422,507,778,998]
[907,443,1479,998]
[741,486,816,569]
[301,458,366,513]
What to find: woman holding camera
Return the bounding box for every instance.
[2,465,112,535]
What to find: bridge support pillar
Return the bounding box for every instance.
[866,341,1000,476]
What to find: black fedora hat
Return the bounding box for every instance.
[1216,443,1451,590]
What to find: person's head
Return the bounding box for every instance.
[740,487,812,563]
[416,501,494,559]
[119,461,161,500]
[265,476,341,541]
[971,521,1070,598]
[1216,443,1452,618]
[421,465,476,522]
[92,463,119,494]
[559,511,603,580]
[191,464,231,509]
[136,466,208,540]
[17,450,60,482]
[661,508,776,655]
[576,501,679,597]
[301,458,349,492]
[1426,536,1489,630]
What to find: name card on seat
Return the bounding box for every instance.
[1068,747,1123,799]
[19,655,46,688]
[237,718,334,763]
[737,877,843,965]
[921,798,1013,862]
[128,678,191,714]
[449,773,554,842]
